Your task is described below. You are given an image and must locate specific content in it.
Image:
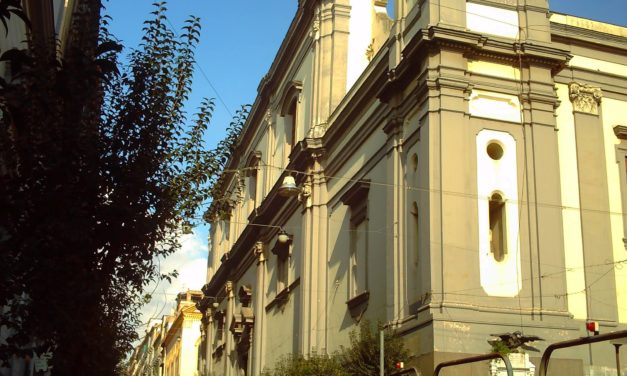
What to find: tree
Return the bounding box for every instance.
[262,321,411,376]
[0,1,242,373]
[339,320,411,376]
[262,352,346,376]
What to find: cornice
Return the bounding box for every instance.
[550,21,627,51]
[244,150,261,167]
[380,26,571,102]
[340,179,371,207]
[289,137,325,172]
[210,0,317,203]
[614,125,627,140]
[204,166,305,296]
[279,81,304,116]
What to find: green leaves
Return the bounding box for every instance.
[0,0,227,373]
[263,320,411,376]
[0,0,30,36]
[263,352,346,376]
[338,320,412,375]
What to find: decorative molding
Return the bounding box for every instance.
[613,125,627,140]
[264,109,273,125]
[225,281,233,298]
[383,116,404,136]
[271,234,292,260]
[238,285,253,307]
[489,353,535,376]
[346,290,370,321]
[234,171,246,204]
[231,307,254,354]
[299,180,312,207]
[365,38,375,62]
[310,14,320,40]
[279,80,303,116]
[244,150,262,171]
[469,90,521,123]
[468,0,518,9]
[306,122,328,138]
[340,179,371,207]
[569,82,602,115]
[253,241,265,262]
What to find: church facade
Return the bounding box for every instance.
[198,1,627,375]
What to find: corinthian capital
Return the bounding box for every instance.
[569,82,602,115]
[225,281,234,298]
[253,241,265,262]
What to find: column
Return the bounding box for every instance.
[384,117,406,322]
[251,242,266,375]
[224,281,234,376]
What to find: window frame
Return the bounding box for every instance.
[614,125,627,249]
[340,179,371,304]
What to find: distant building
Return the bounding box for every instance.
[162,291,203,376]
[127,319,163,376]
[198,0,627,375]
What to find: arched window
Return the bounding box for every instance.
[489,192,506,262]
[279,81,302,162]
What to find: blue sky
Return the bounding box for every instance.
[104,0,625,332]
[104,0,299,333]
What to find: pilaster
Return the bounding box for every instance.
[300,149,329,353]
[205,310,214,376]
[251,242,266,375]
[384,116,406,322]
[224,281,235,376]
[569,83,618,324]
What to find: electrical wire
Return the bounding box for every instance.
[163,17,232,117]
[165,2,625,362]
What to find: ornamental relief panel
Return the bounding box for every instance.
[569,82,602,115]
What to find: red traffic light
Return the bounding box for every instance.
[395,362,404,369]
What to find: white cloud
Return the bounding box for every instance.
[136,230,208,338]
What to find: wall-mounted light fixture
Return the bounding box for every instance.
[277,229,291,244]
[278,175,300,197]
[278,174,312,203]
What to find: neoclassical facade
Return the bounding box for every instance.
[162,291,203,376]
[198,1,627,375]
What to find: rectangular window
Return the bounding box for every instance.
[224,218,230,242]
[272,234,292,294]
[249,170,257,215]
[341,181,370,298]
[285,100,297,159]
[341,179,370,316]
[350,218,367,297]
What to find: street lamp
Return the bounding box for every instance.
[278,175,300,197]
